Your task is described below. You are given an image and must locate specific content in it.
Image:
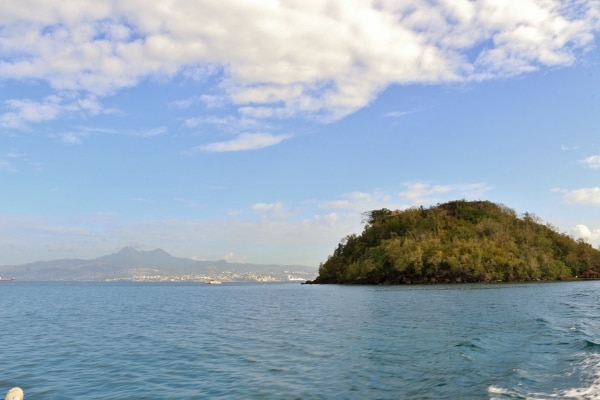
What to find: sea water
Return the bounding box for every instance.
[1,281,600,399]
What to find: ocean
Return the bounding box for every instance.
[2,281,600,399]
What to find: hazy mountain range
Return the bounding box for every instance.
[0,247,317,282]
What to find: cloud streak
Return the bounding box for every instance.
[194,133,291,153]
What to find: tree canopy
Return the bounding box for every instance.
[314,200,600,284]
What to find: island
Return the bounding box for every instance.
[308,200,600,284]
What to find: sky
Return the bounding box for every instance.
[1,0,600,267]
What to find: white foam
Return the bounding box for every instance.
[488,385,510,394]
[487,385,528,399]
[489,353,600,400]
[560,353,600,400]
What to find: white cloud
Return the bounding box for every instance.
[0,94,113,129]
[252,202,284,213]
[572,224,600,241]
[222,252,246,263]
[563,187,600,205]
[196,133,291,153]
[0,0,597,123]
[48,125,164,144]
[0,209,355,267]
[319,182,492,213]
[398,182,492,205]
[561,145,579,151]
[59,132,85,145]
[183,115,269,136]
[183,117,202,128]
[399,182,453,203]
[129,126,167,137]
[581,155,600,169]
[469,1,595,78]
[238,106,286,119]
[252,202,292,219]
[320,190,401,212]
[1,96,62,128]
[385,111,410,118]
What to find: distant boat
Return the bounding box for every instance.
[205,266,221,284]
[0,277,15,282]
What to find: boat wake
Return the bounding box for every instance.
[489,352,600,400]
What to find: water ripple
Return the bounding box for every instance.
[2,281,600,399]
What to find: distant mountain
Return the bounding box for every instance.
[0,247,317,282]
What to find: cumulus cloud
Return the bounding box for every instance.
[562,187,600,205]
[195,133,291,153]
[572,224,600,241]
[0,0,597,124]
[1,96,62,128]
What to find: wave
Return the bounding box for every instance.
[488,385,529,399]
[489,384,600,400]
[455,340,484,351]
[560,353,600,399]
[490,353,600,400]
[489,385,600,400]
[582,339,600,350]
[562,385,600,400]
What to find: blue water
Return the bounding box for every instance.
[2,281,600,399]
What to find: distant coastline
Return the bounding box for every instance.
[0,247,317,282]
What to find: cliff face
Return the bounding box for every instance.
[314,200,600,284]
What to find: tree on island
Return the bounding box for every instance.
[312,200,600,284]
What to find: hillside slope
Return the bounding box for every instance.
[314,200,600,284]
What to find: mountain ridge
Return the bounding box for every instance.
[0,247,316,282]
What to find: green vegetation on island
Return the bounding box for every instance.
[313,200,600,284]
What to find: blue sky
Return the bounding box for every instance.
[1,1,600,266]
